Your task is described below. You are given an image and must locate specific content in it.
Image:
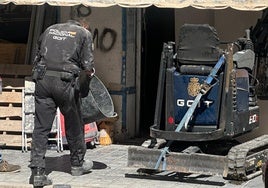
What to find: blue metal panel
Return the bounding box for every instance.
[120,8,127,130]
[173,72,221,125]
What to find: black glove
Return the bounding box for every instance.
[79,68,95,98]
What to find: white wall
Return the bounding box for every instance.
[61,6,123,87]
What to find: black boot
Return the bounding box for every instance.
[71,160,93,176]
[29,167,52,187]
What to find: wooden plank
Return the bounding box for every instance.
[0,91,22,103]
[0,120,21,132]
[0,134,22,147]
[0,64,32,76]
[2,78,26,88]
[0,106,22,118]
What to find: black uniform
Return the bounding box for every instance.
[29,20,94,169]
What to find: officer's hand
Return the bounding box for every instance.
[85,68,95,78]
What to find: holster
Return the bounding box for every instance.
[32,64,47,82]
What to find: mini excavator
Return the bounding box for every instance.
[127,23,268,181]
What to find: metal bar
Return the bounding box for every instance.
[128,146,227,176]
[154,43,170,128]
[121,8,127,131]
[125,172,225,186]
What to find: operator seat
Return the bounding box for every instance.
[171,24,225,130]
[177,24,223,66]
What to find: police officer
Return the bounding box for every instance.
[29,18,95,187]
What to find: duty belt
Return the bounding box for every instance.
[45,70,72,78]
[45,70,76,82]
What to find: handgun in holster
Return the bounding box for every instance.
[32,64,47,82]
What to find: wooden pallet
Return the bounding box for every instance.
[0,64,32,148]
[0,88,23,148]
[0,64,33,88]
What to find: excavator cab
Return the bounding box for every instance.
[150,23,259,142]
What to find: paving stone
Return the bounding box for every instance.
[0,144,265,188]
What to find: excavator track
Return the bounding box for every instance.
[225,134,268,180]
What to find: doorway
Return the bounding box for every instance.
[140,6,175,136]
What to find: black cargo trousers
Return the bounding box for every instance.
[29,74,86,169]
